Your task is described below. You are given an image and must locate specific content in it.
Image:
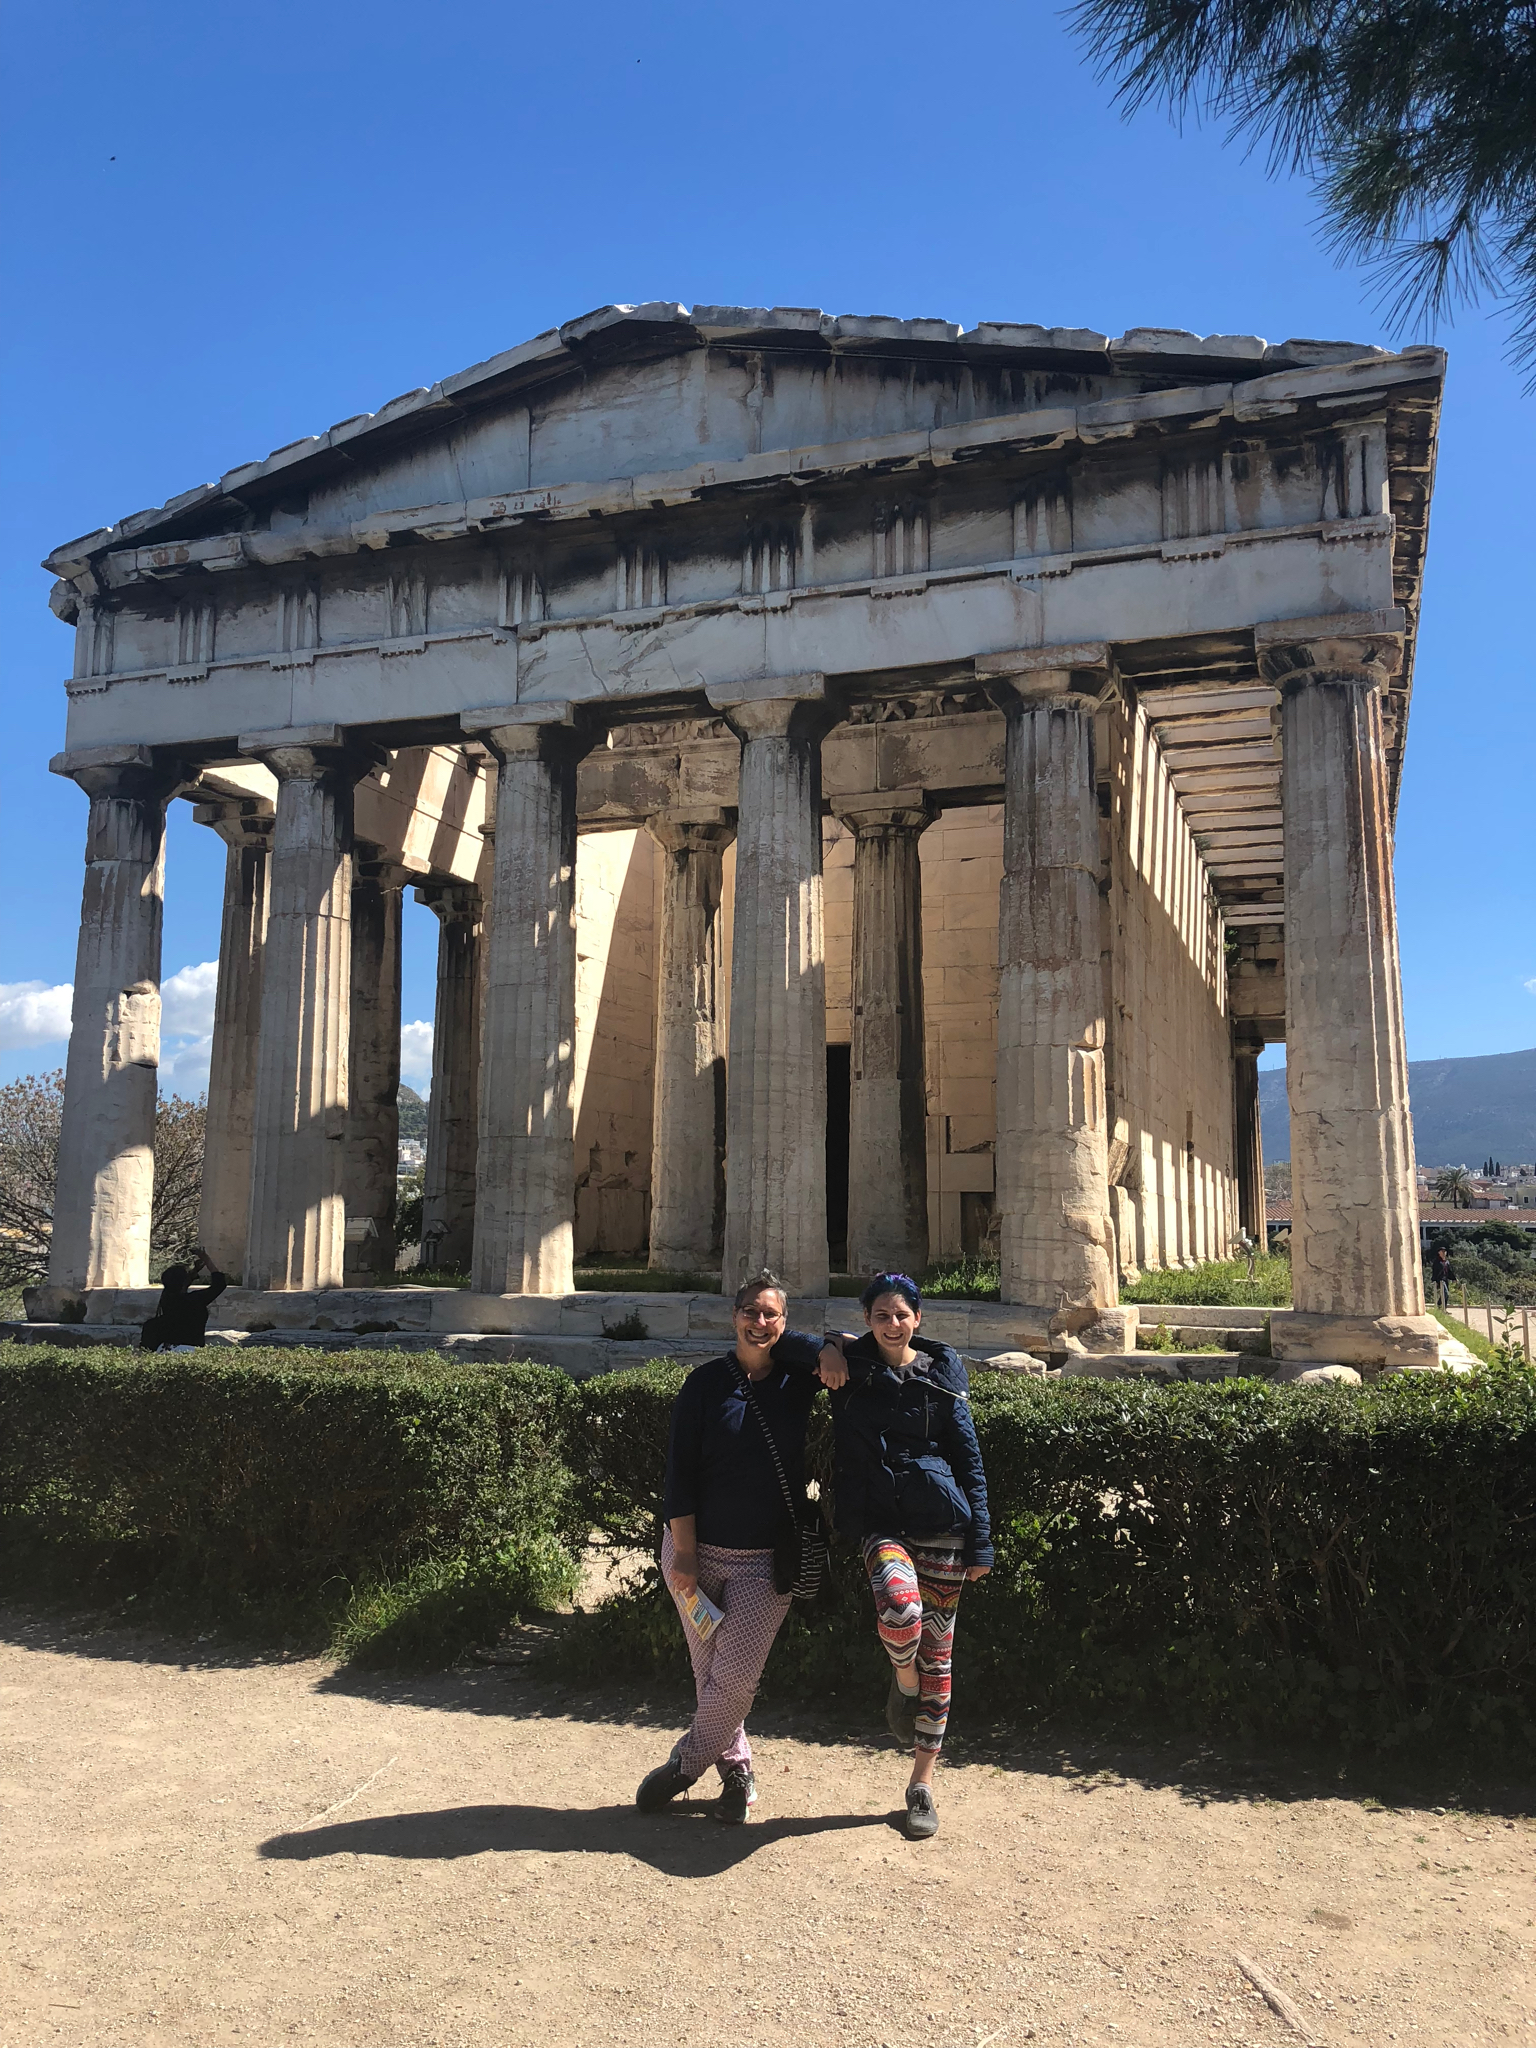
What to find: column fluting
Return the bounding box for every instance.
[992,672,1116,1314]
[195,796,272,1279]
[1265,629,1424,1320]
[836,791,932,1279]
[469,711,592,1296]
[646,811,733,1273]
[710,682,831,1297]
[344,855,403,1283]
[243,737,359,1292]
[418,879,483,1274]
[48,747,179,1290]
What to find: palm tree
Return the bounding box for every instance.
[1070,0,1536,378]
[1433,1166,1474,1209]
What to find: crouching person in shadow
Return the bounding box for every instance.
[139,1249,229,1352]
[635,1269,848,1826]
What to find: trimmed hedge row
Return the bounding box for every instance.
[567,1358,1536,1753]
[5,1341,1536,1751]
[0,1344,583,1662]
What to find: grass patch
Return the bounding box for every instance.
[1122,1256,1293,1308]
[377,1268,472,1289]
[573,1258,720,1294]
[1434,1307,1502,1367]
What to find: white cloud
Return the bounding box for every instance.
[0,981,74,1050]
[161,960,220,1037]
[159,1033,214,1099]
[1525,977,1536,996]
[400,1020,434,1093]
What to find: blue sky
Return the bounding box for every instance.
[3,0,1532,1094]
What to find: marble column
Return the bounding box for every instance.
[1258,617,1435,1365]
[417,879,483,1273]
[1232,1035,1267,1245]
[707,677,831,1297]
[344,853,404,1283]
[194,796,273,1279]
[464,705,593,1296]
[989,667,1115,1315]
[47,745,179,1290]
[242,729,360,1292]
[836,790,931,1279]
[645,809,733,1273]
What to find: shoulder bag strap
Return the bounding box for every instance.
[734,1366,803,1524]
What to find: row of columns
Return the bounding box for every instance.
[47,623,1426,1343]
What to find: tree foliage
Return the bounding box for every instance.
[1434,1164,1475,1207]
[0,1069,206,1289]
[1070,0,1536,373]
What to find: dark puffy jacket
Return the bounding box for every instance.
[830,1335,993,1567]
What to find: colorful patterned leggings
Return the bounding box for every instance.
[862,1535,968,1755]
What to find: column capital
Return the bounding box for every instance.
[1254,610,1404,693]
[706,673,830,744]
[237,724,381,783]
[832,787,933,835]
[415,877,483,925]
[50,743,184,802]
[460,701,599,763]
[976,642,1113,713]
[192,795,275,849]
[645,806,737,855]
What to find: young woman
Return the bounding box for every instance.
[637,1272,847,1825]
[832,1271,991,1841]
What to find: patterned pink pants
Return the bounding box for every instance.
[661,1529,792,1782]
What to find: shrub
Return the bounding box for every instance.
[558,1359,1536,1755]
[0,1343,583,1664]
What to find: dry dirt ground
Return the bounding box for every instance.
[1,1611,1533,2048]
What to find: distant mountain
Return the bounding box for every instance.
[1260,1047,1536,1167]
[398,1086,428,1140]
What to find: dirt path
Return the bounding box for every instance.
[1,1612,1532,2048]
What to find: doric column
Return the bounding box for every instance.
[194,795,273,1279]
[47,745,180,1290]
[1258,614,1433,1362]
[984,653,1115,1315]
[645,809,734,1273]
[707,677,831,1297]
[835,789,932,1278]
[1232,1034,1267,1244]
[241,727,362,1292]
[463,704,595,1296]
[417,879,483,1273]
[344,851,404,1283]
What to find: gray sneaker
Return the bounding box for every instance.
[885,1669,919,1746]
[904,1784,939,1840]
[636,1758,696,1813]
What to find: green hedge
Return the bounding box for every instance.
[7,1340,1536,1755]
[0,1343,583,1663]
[562,1358,1536,1754]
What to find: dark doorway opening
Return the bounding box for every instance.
[826,1043,851,1270]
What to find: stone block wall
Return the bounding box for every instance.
[572,829,659,1256]
[823,807,1004,1260]
[1103,702,1237,1274]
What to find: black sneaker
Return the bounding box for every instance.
[713,1764,757,1825]
[635,1758,696,1813]
[904,1783,939,1840]
[885,1669,920,1746]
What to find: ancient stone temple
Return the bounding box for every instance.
[38,303,1450,1369]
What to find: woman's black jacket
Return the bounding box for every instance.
[830,1335,993,1567]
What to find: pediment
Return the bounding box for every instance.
[44,302,1394,579]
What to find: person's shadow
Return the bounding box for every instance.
[260,1802,898,1878]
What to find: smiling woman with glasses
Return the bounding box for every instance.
[634,1269,848,1826]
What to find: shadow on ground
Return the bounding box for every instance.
[6,1603,1534,1822]
[260,1802,897,1876]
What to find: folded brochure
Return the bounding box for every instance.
[678,1585,724,1640]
